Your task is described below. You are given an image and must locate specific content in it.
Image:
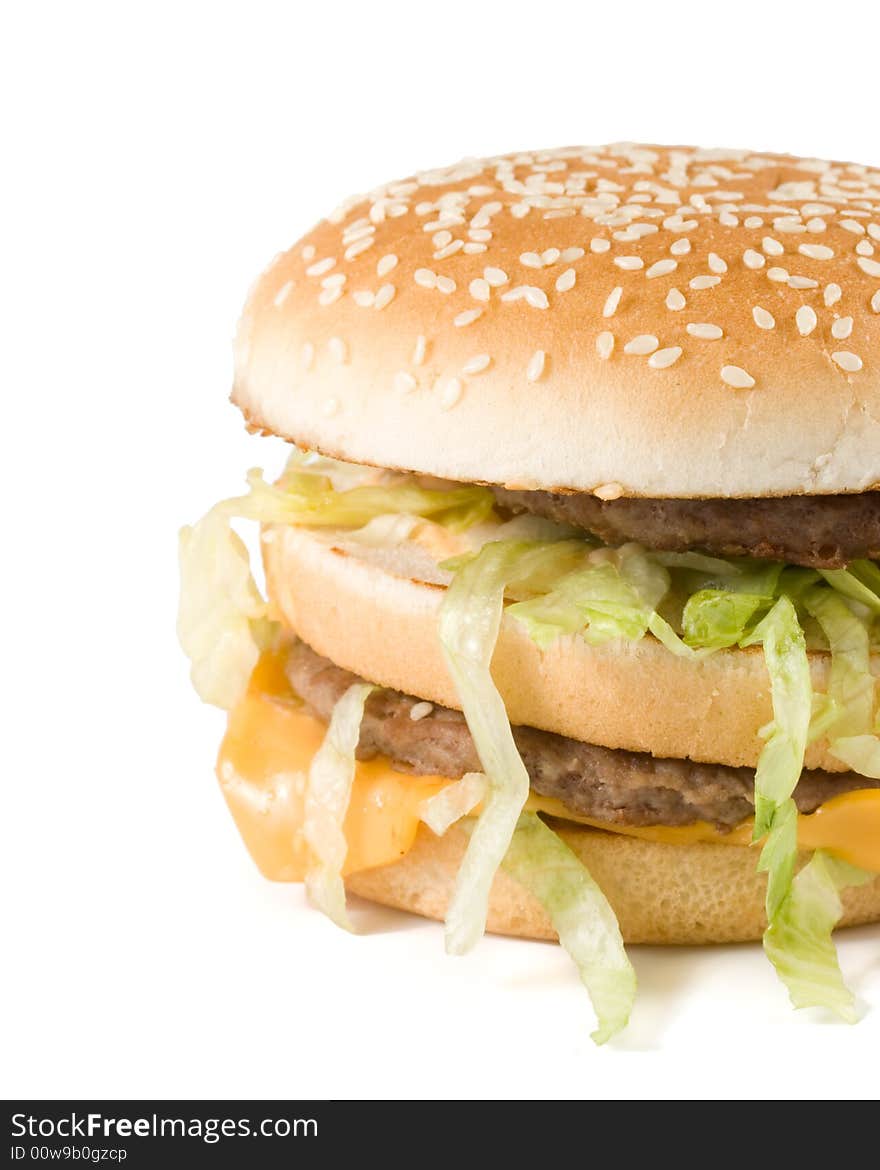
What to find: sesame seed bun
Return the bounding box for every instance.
[263,525,877,773]
[347,820,880,944]
[233,144,880,499]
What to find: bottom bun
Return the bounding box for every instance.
[347,822,880,945]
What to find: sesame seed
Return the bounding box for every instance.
[394,371,416,393]
[624,334,659,355]
[462,243,487,254]
[824,283,842,307]
[561,247,585,262]
[556,268,576,292]
[462,354,491,375]
[869,225,880,242]
[527,350,546,382]
[708,252,728,274]
[542,248,561,265]
[689,275,721,290]
[412,335,427,365]
[719,211,738,228]
[603,286,623,317]
[789,275,819,290]
[377,254,398,277]
[591,238,611,254]
[301,342,314,370]
[344,238,373,261]
[805,217,827,233]
[328,337,348,364]
[321,273,346,289]
[648,346,682,369]
[745,216,764,229]
[840,219,865,235]
[762,237,784,256]
[318,286,342,306]
[796,306,818,336]
[353,290,374,307]
[484,267,508,287]
[596,331,615,360]
[409,701,434,722]
[302,244,316,261]
[524,286,549,309]
[831,316,853,339]
[469,278,491,301]
[273,280,294,307]
[743,249,765,269]
[832,351,863,372]
[721,365,755,389]
[872,290,880,313]
[520,251,542,268]
[799,243,834,260]
[666,288,686,311]
[306,257,336,277]
[468,229,492,242]
[646,258,678,278]
[454,308,483,327]
[752,306,775,330]
[687,323,723,340]
[373,283,395,310]
[414,268,436,288]
[767,267,789,283]
[856,240,875,257]
[670,239,691,256]
[434,241,463,260]
[858,257,880,277]
[594,482,624,501]
[440,377,463,409]
[436,275,456,294]
[614,256,644,270]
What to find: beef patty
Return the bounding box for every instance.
[287,641,874,831]
[493,487,880,569]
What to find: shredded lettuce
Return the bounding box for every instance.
[223,467,494,532]
[177,509,276,709]
[742,599,812,841]
[420,773,487,836]
[438,539,583,955]
[764,850,873,1021]
[303,682,374,930]
[502,813,636,1044]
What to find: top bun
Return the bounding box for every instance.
[232,144,880,498]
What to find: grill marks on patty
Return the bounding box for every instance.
[287,642,875,831]
[493,487,880,569]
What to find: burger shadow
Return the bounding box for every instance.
[499,936,721,1050]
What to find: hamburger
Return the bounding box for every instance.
[179,143,880,1043]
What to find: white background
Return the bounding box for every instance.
[3,0,879,1101]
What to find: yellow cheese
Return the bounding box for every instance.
[217,651,880,880]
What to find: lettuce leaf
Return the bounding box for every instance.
[177,509,275,709]
[502,813,636,1044]
[438,540,583,955]
[223,467,494,532]
[420,773,487,836]
[741,597,812,849]
[764,850,873,1021]
[304,682,375,930]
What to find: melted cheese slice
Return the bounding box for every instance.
[217,651,880,880]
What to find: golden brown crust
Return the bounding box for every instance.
[232,144,880,499]
[264,525,876,772]
[347,822,880,944]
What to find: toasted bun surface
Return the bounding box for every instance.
[233,144,880,499]
[347,822,880,944]
[264,525,878,772]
